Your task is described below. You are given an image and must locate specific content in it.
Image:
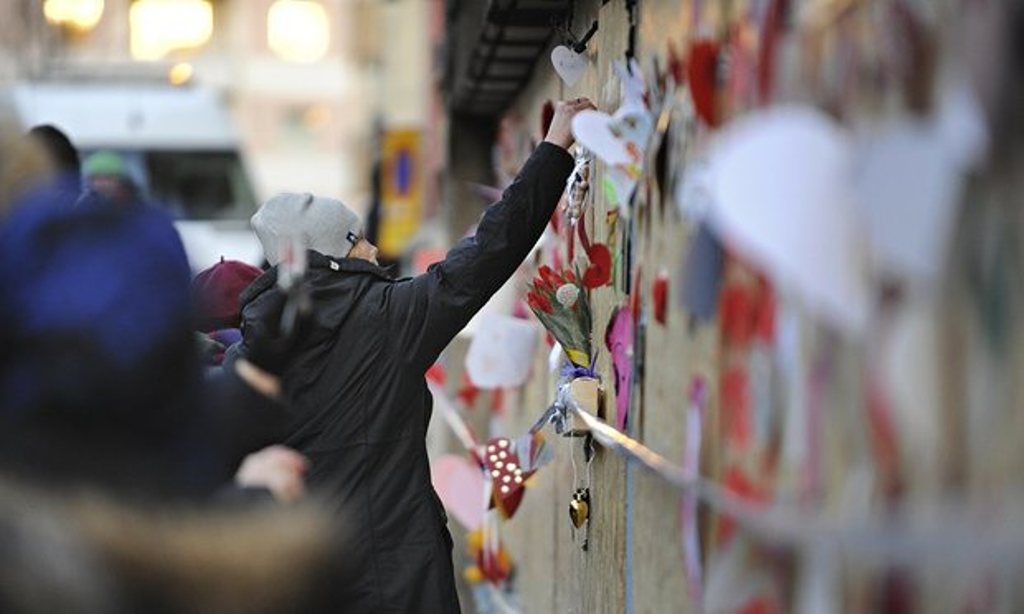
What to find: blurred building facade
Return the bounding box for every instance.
[0,0,438,218]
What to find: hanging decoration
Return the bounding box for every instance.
[483,436,539,520]
[652,270,670,325]
[564,148,593,262]
[687,39,722,127]
[681,377,708,607]
[605,306,634,432]
[567,437,595,551]
[551,13,598,87]
[432,454,486,531]
[680,222,725,322]
[570,59,654,213]
[464,524,513,585]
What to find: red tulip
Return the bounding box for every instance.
[527,290,554,314]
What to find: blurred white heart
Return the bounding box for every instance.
[465,312,537,388]
[853,122,960,286]
[707,106,870,334]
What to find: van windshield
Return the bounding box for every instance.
[81,149,258,221]
[146,150,258,221]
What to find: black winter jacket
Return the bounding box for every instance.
[238,142,574,612]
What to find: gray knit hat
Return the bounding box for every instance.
[252,192,363,266]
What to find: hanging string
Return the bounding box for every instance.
[626,0,638,67]
[553,383,1024,567]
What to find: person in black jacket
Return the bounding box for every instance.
[237,98,594,612]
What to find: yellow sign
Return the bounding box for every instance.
[379,129,422,258]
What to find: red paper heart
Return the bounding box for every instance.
[687,40,721,127]
[652,272,669,325]
[582,243,612,288]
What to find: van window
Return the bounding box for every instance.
[145,150,258,221]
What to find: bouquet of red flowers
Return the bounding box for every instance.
[526,265,592,368]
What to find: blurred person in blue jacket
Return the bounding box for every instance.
[0,190,293,499]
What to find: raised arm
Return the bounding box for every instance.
[388,99,594,370]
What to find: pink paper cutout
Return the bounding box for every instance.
[431,454,485,530]
[605,306,634,431]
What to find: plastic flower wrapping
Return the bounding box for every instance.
[526,265,593,368]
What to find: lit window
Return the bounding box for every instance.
[44,0,105,32]
[268,0,330,63]
[130,0,213,61]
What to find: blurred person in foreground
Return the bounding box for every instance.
[0,195,286,496]
[0,126,51,215]
[237,98,594,612]
[192,257,265,368]
[27,124,82,202]
[81,150,139,207]
[0,190,352,610]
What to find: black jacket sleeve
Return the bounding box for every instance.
[387,142,574,371]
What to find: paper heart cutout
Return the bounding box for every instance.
[572,110,633,166]
[707,106,869,334]
[687,40,721,127]
[582,243,612,288]
[482,437,532,519]
[605,306,633,432]
[572,108,653,206]
[551,45,588,86]
[431,454,485,530]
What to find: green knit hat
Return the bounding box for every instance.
[82,150,127,178]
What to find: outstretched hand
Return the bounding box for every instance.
[235,445,309,504]
[543,98,597,151]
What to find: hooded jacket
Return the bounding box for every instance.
[238,142,574,612]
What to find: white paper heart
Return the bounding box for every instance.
[708,106,869,334]
[551,45,587,86]
[431,454,484,530]
[465,312,537,388]
[572,107,653,206]
[572,110,632,165]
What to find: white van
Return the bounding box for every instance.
[5,81,264,271]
